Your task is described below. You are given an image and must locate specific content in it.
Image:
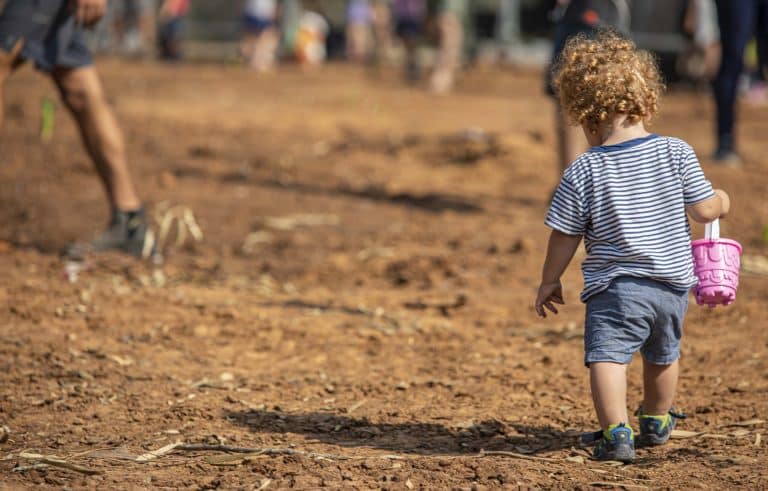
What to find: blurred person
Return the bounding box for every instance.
[371,0,395,64]
[429,0,468,94]
[346,0,373,63]
[392,0,427,82]
[294,9,329,65]
[546,0,630,177]
[157,0,189,61]
[111,0,157,56]
[711,0,768,163]
[743,38,768,105]
[682,0,721,81]
[0,0,152,258]
[241,0,280,72]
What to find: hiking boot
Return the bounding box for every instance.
[582,423,635,463]
[66,207,154,260]
[637,409,686,447]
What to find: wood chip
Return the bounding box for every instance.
[0,425,9,443]
[755,433,762,447]
[255,478,272,491]
[566,455,585,464]
[670,430,704,439]
[588,482,648,489]
[135,441,182,462]
[18,452,101,475]
[722,419,765,428]
[347,400,366,414]
[479,450,558,462]
[706,454,755,465]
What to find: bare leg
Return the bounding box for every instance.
[430,11,463,94]
[590,362,629,429]
[555,103,588,172]
[371,1,393,63]
[52,65,141,211]
[0,40,24,131]
[642,358,679,415]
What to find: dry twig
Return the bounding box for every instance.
[18,452,101,475]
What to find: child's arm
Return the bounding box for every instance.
[535,230,583,318]
[687,188,730,223]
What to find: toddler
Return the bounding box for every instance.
[535,30,731,463]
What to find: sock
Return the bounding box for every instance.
[640,412,671,429]
[604,422,634,440]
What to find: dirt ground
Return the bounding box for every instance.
[1,59,767,490]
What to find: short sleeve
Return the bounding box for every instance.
[680,145,715,205]
[545,177,587,235]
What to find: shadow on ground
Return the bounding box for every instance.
[226,410,579,456]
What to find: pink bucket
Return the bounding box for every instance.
[691,219,742,308]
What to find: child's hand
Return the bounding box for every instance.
[535,281,564,318]
[714,189,730,218]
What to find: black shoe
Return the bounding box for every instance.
[66,207,154,259]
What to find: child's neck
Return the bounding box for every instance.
[584,116,650,147]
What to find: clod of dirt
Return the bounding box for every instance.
[385,256,455,288]
[438,128,504,165]
[187,145,217,158]
[159,170,177,189]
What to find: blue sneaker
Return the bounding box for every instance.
[582,423,635,463]
[637,409,686,447]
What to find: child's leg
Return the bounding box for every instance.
[642,358,679,415]
[590,362,629,429]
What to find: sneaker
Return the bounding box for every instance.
[582,423,635,463]
[637,408,686,447]
[66,207,154,260]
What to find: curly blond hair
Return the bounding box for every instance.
[553,30,664,131]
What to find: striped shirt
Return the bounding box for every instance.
[545,134,715,302]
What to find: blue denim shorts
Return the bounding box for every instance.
[0,0,93,73]
[584,277,689,367]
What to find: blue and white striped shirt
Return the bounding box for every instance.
[545,134,715,302]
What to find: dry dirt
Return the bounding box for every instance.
[1,60,767,490]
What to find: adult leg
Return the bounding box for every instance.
[52,65,141,211]
[555,104,588,173]
[0,39,24,131]
[642,358,679,415]
[712,0,754,159]
[756,0,768,79]
[430,8,463,94]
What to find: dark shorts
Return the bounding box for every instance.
[584,277,689,367]
[545,22,598,96]
[545,0,629,96]
[0,0,93,73]
[395,19,423,39]
[243,14,275,35]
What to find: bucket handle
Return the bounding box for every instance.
[705,219,720,240]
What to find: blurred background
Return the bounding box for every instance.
[77,0,764,95]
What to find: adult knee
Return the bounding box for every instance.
[55,70,106,116]
[59,83,95,115]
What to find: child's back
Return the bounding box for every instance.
[548,134,714,301]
